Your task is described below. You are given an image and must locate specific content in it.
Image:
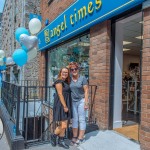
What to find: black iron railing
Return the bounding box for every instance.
[1,80,97,146]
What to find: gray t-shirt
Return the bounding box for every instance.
[70,76,88,102]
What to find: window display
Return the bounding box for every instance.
[47,34,90,106]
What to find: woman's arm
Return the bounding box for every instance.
[83,85,89,106]
[55,83,68,112]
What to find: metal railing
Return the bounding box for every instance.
[1,80,97,146]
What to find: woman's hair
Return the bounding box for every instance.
[57,67,70,84]
[69,62,79,69]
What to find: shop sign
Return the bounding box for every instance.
[38,0,144,51]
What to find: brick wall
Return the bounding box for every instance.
[140,7,150,150]
[1,0,13,56]
[89,21,111,129]
[39,0,74,81]
[39,51,46,81]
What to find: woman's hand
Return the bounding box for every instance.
[84,101,89,110]
[64,107,69,112]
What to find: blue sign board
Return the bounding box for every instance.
[38,0,144,51]
[29,13,42,21]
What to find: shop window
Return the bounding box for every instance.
[47,34,90,106]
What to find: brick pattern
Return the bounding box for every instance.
[89,21,111,129]
[0,13,2,49]
[40,0,74,25]
[39,51,46,81]
[140,7,150,150]
[39,0,74,81]
[1,0,13,56]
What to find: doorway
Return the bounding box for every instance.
[113,12,143,141]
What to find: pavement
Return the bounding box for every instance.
[0,125,141,150]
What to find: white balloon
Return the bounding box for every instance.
[6,57,14,65]
[29,18,42,35]
[0,58,4,66]
[0,50,5,58]
[28,48,38,62]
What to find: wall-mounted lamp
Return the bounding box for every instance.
[45,19,49,26]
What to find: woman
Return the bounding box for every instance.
[51,67,72,149]
[69,62,89,146]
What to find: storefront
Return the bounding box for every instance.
[39,0,150,149]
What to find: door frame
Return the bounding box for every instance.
[108,5,143,130]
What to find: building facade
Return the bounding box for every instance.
[39,0,150,150]
[1,0,40,82]
[0,13,2,49]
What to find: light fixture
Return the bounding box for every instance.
[123,48,130,51]
[139,21,143,24]
[123,41,132,45]
[135,36,143,39]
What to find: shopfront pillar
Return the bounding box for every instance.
[89,21,111,130]
[39,51,46,82]
[140,6,150,150]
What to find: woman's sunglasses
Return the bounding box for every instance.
[70,68,78,72]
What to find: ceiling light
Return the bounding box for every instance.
[123,48,130,51]
[123,41,132,45]
[135,36,143,39]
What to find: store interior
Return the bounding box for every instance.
[114,12,143,141]
[47,34,90,106]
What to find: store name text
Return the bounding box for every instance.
[44,0,102,43]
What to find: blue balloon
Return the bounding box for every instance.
[0,65,6,71]
[12,49,28,67]
[21,44,28,52]
[15,27,29,42]
[3,57,6,63]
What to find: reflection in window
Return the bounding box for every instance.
[47,34,90,106]
[48,34,90,86]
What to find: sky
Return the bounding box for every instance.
[0,0,5,13]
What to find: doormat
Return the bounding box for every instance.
[114,125,139,141]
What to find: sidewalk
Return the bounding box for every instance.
[0,129,140,150]
[79,130,140,150]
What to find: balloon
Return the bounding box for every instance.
[21,44,28,52]
[15,27,29,42]
[0,58,4,66]
[6,57,14,65]
[29,18,41,34]
[3,57,6,62]
[20,34,38,51]
[12,49,28,67]
[0,65,6,71]
[0,50,5,58]
[28,48,37,62]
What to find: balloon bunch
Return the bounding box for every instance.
[13,18,42,67]
[0,50,6,71]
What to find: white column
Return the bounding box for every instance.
[113,22,123,128]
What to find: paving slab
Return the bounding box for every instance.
[0,132,10,150]
[79,130,140,150]
[0,126,141,150]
